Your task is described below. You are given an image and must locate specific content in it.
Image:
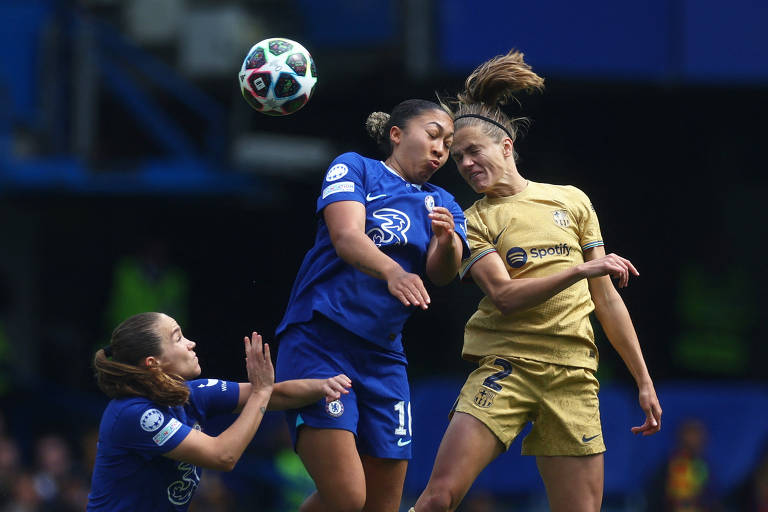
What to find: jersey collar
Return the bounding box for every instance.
[380,161,423,190]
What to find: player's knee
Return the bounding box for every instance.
[418,484,460,512]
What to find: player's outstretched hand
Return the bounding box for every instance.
[322,374,353,402]
[243,332,274,395]
[631,382,662,436]
[578,253,639,288]
[429,207,455,246]
[386,268,431,310]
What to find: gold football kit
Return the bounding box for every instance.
[455,181,607,455]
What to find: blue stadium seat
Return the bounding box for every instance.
[0,0,53,125]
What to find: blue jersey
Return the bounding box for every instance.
[276,152,469,351]
[87,379,239,512]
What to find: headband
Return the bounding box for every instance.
[454,114,513,140]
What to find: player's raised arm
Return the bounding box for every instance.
[467,249,637,315]
[164,332,273,471]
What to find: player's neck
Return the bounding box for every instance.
[486,170,528,198]
[383,157,409,182]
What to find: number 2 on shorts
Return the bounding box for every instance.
[482,358,513,391]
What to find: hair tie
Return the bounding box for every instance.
[454,114,514,140]
[103,345,113,358]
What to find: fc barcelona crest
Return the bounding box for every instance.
[473,388,496,408]
[553,210,569,227]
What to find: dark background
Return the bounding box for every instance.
[1,0,767,510]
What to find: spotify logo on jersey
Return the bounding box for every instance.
[505,247,528,268]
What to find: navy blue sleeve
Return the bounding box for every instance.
[316,152,366,213]
[111,401,192,455]
[188,379,240,416]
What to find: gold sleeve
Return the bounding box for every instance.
[459,208,496,279]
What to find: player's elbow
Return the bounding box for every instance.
[212,453,238,472]
[488,291,517,315]
[329,230,358,259]
[494,301,516,316]
[427,268,456,287]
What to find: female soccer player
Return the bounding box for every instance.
[410,51,662,512]
[87,312,350,511]
[275,99,469,512]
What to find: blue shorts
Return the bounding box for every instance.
[275,314,412,459]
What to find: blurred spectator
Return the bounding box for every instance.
[648,419,720,512]
[727,439,768,511]
[3,472,40,512]
[0,436,21,510]
[103,238,189,341]
[188,472,234,512]
[32,434,88,512]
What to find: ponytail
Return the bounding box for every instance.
[94,313,190,407]
[452,50,544,154]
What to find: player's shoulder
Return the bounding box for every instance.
[326,152,380,179]
[536,181,591,203]
[464,197,487,218]
[100,397,165,436]
[331,151,378,168]
[109,397,163,420]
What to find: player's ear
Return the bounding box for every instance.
[144,356,160,369]
[389,125,402,145]
[502,138,514,158]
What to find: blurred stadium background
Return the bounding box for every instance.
[1,0,767,510]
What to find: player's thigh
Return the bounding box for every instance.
[297,427,366,508]
[360,455,408,512]
[536,454,604,512]
[419,412,505,507]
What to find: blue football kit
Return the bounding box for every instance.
[275,152,468,458]
[87,379,239,511]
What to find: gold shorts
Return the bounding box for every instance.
[453,355,605,456]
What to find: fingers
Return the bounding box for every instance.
[631,404,662,436]
[390,273,431,309]
[324,375,352,402]
[631,417,660,436]
[332,374,353,389]
[429,208,455,237]
[598,253,639,288]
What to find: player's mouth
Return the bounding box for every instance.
[467,169,484,182]
[428,159,440,170]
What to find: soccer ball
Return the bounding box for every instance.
[238,37,317,116]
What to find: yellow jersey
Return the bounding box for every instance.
[459,181,604,370]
